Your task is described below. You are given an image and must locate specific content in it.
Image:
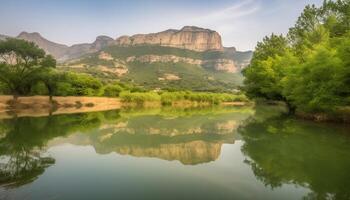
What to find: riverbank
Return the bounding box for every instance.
[0,95,250,119]
[295,109,350,123]
[255,100,350,123]
[0,96,122,119]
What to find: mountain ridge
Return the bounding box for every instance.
[115,26,223,52]
[1,27,253,91]
[4,26,251,62]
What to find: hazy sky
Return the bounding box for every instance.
[0,0,323,50]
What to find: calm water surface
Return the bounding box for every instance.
[0,105,349,200]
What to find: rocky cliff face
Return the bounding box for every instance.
[16,32,114,61]
[61,35,115,61]
[17,32,69,58]
[111,141,222,165]
[115,26,223,52]
[126,54,237,73]
[3,27,252,76]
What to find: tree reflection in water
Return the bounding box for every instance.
[0,111,114,187]
[239,105,350,200]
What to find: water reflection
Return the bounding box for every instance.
[1,105,350,200]
[0,106,254,187]
[239,105,350,200]
[51,106,254,165]
[0,111,111,187]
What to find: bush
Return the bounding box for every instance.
[120,92,161,104]
[102,84,123,97]
[160,91,248,105]
[54,72,103,96]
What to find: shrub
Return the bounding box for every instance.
[120,92,161,104]
[103,84,123,97]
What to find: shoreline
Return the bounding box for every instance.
[0,96,122,119]
[0,95,249,119]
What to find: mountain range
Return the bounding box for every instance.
[1,26,253,91]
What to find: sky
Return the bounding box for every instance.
[0,0,323,51]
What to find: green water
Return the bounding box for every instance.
[0,105,349,200]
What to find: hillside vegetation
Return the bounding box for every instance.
[63,45,248,92]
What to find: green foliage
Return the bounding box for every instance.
[282,34,350,112]
[102,84,124,97]
[56,72,103,96]
[120,91,161,104]
[69,45,244,92]
[243,0,350,114]
[103,45,224,60]
[121,61,242,92]
[0,38,55,98]
[243,34,297,100]
[30,81,49,95]
[120,91,249,105]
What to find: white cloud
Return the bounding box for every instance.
[179,0,261,50]
[191,0,260,25]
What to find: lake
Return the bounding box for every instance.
[0,105,349,200]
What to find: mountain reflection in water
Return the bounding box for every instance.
[1,105,350,200]
[49,106,254,165]
[0,106,254,187]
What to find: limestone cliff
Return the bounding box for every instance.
[112,141,222,165]
[126,54,237,73]
[115,26,223,52]
[62,35,115,61]
[7,28,252,77]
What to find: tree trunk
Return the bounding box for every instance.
[286,101,296,114]
[47,85,54,104]
[13,93,19,101]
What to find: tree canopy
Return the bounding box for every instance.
[243,0,350,115]
[0,38,56,99]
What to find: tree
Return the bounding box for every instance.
[243,34,296,101]
[0,38,56,100]
[53,72,103,96]
[103,84,124,97]
[282,33,350,113]
[39,69,61,102]
[244,0,350,116]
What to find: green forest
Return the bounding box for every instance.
[243,0,350,117]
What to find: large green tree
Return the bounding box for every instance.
[243,34,297,103]
[0,38,56,100]
[243,0,350,116]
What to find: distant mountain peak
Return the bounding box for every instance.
[95,35,114,41]
[2,26,252,63]
[180,26,214,32]
[17,31,68,59]
[92,35,115,49]
[115,26,223,51]
[18,31,43,39]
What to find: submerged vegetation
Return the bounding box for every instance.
[243,0,350,121]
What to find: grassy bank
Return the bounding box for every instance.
[0,92,250,118]
[119,91,250,106]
